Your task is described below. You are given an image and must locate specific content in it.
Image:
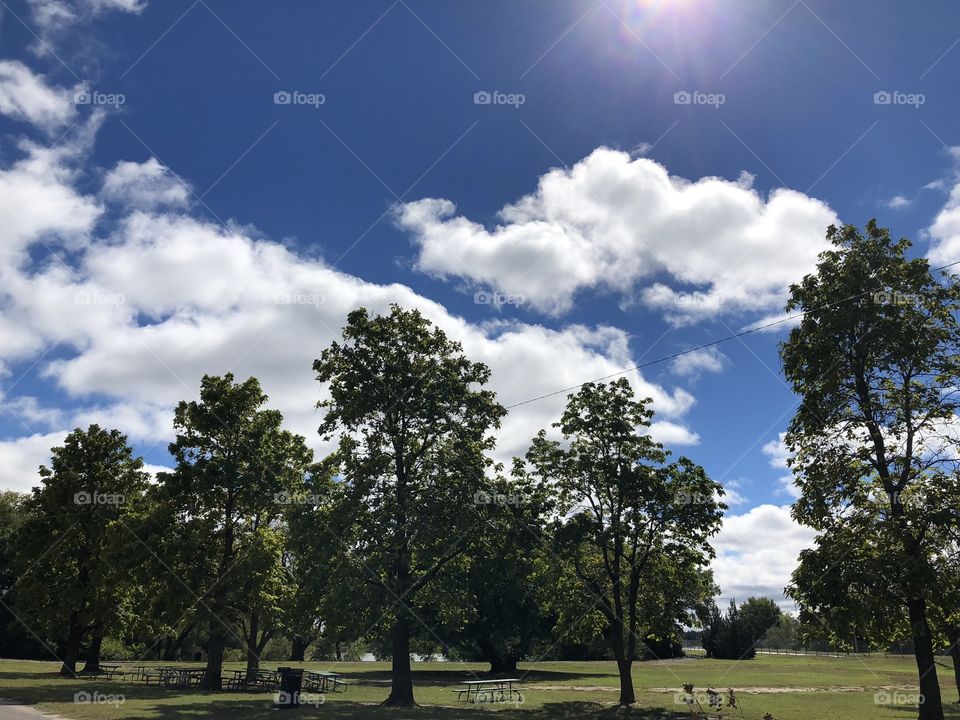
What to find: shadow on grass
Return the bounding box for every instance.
[349,668,613,686]
[131,699,686,720]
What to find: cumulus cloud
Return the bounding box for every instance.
[101,158,191,210]
[0,70,701,488]
[0,431,69,493]
[712,504,814,606]
[396,148,838,324]
[887,195,911,209]
[670,346,728,379]
[0,60,76,132]
[927,179,960,270]
[762,432,799,499]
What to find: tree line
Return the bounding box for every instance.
[3,220,954,719]
[0,305,727,707]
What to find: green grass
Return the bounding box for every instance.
[1,654,958,719]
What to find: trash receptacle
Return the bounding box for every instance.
[275,667,303,710]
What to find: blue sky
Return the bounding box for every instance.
[2,0,960,602]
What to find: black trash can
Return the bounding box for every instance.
[275,667,303,710]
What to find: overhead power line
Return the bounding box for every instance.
[504,258,960,410]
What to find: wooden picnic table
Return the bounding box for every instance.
[454,678,522,704]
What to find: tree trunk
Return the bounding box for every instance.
[616,657,635,705]
[81,631,104,674]
[335,641,342,662]
[946,625,960,703]
[907,596,944,720]
[489,655,518,674]
[201,631,225,690]
[59,616,84,677]
[245,612,260,680]
[290,635,309,662]
[382,614,415,706]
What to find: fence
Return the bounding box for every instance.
[682,643,956,659]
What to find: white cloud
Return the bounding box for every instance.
[670,346,728,379]
[887,195,911,209]
[762,432,799,499]
[0,60,76,132]
[0,126,702,487]
[927,176,960,269]
[712,504,814,605]
[396,147,838,324]
[27,0,146,37]
[0,431,68,493]
[101,158,191,210]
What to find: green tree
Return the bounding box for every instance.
[13,426,148,675]
[159,373,313,689]
[781,220,960,720]
[0,491,41,659]
[314,305,505,706]
[438,474,556,674]
[523,379,723,705]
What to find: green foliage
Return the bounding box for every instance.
[12,426,149,672]
[313,304,505,704]
[781,219,960,718]
[155,373,313,685]
[702,597,782,660]
[522,379,723,704]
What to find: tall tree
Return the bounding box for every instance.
[13,426,148,675]
[314,305,505,706]
[781,220,960,720]
[438,474,556,674]
[160,373,312,689]
[523,379,723,705]
[0,491,42,660]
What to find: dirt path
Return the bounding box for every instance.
[0,699,68,719]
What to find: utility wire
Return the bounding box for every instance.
[505,258,960,410]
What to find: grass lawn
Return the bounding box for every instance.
[1,654,959,719]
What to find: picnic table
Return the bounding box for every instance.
[133,666,204,688]
[84,664,125,680]
[226,668,281,692]
[454,678,522,704]
[303,670,347,694]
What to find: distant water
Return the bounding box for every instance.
[358,653,448,662]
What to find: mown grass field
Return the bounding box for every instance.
[1,654,959,719]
